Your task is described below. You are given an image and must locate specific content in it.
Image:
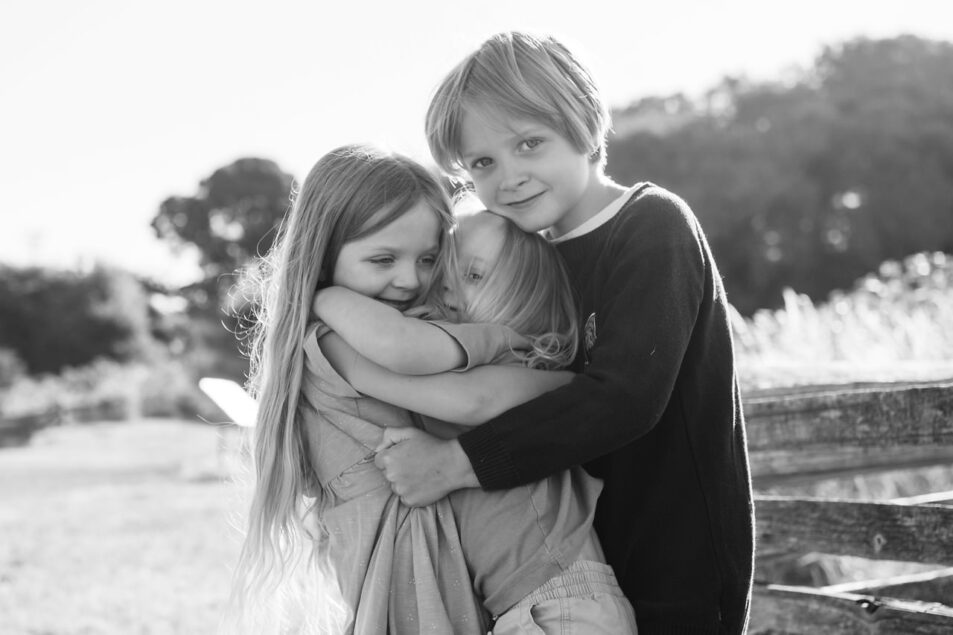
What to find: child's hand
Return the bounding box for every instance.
[374,428,479,506]
[375,426,418,452]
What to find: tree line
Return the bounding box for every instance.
[2,35,951,378]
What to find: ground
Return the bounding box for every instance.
[0,420,247,634]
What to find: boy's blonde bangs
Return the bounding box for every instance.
[426,31,610,175]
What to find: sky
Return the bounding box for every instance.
[3,0,952,286]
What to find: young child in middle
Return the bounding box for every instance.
[313,208,638,633]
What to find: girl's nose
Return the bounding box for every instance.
[393,263,421,290]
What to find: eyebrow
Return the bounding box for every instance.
[362,240,440,253]
[461,125,550,161]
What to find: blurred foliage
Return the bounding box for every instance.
[150,158,294,385]
[608,35,953,314]
[0,265,154,374]
[0,348,26,389]
[151,158,294,308]
[1,356,228,423]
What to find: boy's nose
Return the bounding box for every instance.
[499,161,528,191]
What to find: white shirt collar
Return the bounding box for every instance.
[548,185,641,243]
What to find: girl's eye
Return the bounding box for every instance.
[519,138,543,151]
[369,256,394,265]
[471,157,493,170]
[419,255,436,267]
[465,270,484,283]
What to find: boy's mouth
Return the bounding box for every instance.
[505,191,545,209]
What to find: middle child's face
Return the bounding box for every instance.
[458,108,596,237]
[444,212,506,315]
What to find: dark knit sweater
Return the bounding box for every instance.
[458,184,755,634]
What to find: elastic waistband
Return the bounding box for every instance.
[515,560,625,608]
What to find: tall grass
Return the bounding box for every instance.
[731,252,953,390]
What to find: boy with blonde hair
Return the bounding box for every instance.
[375,31,755,634]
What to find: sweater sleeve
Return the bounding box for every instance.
[458,192,707,489]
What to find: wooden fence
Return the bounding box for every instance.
[747,379,953,633]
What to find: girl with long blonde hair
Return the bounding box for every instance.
[231,144,493,633]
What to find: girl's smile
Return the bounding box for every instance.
[332,200,442,309]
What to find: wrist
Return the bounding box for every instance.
[447,439,479,489]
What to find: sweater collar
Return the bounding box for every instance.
[547,184,643,243]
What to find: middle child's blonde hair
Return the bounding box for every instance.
[447,212,579,370]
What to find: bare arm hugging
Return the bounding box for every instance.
[319,332,572,425]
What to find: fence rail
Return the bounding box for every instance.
[748,379,953,634]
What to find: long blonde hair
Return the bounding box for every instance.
[442,212,578,370]
[230,144,453,629]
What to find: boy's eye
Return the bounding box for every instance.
[419,255,436,267]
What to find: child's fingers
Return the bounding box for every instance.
[375,426,419,452]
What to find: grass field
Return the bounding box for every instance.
[0,420,247,634]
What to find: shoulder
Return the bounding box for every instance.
[606,183,703,257]
[618,183,698,233]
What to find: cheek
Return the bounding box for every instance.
[470,176,495,204]
[329,257,347,286]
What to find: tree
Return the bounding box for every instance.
[606,35,953,314]
[151,158,295,382]
[151,158,294,307]
[0,265,153,374]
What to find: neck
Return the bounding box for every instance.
[552,171,627,237]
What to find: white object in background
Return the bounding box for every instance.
[199,377,258,427]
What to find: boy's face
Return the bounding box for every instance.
[459,109,599,236]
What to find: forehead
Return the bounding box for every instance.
[459,107,550,154]
[456,213,506,258]
[355,201,441,248]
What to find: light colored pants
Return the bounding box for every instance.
[491,560,638,634]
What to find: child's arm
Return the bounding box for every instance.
[375,189,723,503]
[313,286,524,375]
[318,332,572,425]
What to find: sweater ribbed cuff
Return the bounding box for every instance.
[457,423,521,490]
[639,626,721,635]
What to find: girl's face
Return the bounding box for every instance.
[332,200,442,312]
[445,212,507,314]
